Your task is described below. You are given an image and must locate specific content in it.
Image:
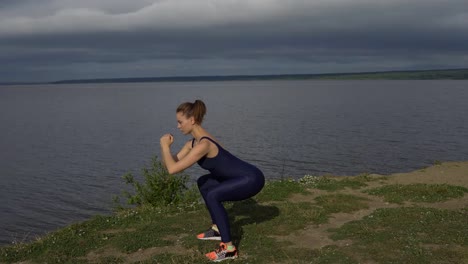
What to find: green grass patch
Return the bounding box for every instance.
[141,252,208,264]
[249,245,358,264]
[329,207,468,263]
[314,194,370,214]
[299,174,378,191]
[95,256,125,263]
[365,183,468,204]
[309,246,359,264]
[255,179,309,202]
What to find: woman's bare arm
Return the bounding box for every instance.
[161,138,209,175]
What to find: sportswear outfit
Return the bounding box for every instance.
[194,136,265,243]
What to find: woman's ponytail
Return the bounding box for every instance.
[176,99,207,124]
[193,100,207,124]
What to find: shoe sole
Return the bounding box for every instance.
[211,256,238,262]
[197,237,221,241]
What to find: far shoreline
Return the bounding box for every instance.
[1,68,467,86]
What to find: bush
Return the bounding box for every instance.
[114,156,199,209]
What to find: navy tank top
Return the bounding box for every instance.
[192,136,264,180]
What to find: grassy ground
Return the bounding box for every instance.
[1,162,468,264]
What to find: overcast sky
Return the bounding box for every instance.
[1,0,467,82]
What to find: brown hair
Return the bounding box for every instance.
[176,100,207,124]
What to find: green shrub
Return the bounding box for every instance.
[114,156,199,209]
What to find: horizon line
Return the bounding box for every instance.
[1,67,467,86]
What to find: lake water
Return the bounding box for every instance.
[1,80,468,245]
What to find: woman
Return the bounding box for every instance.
[160,99,265,262]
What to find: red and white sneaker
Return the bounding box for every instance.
[205,242,238,262]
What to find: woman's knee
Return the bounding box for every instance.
[197,174,212,189]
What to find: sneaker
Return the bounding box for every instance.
[205,242,238,262]
[197,227,221,240]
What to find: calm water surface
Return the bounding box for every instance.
[1,80,468,245]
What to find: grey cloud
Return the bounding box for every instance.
[0,0,467,82]
[2,0,464,37]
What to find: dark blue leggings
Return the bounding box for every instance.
[197,174,264,242]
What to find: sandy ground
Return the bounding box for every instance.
[387,161,468,188]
